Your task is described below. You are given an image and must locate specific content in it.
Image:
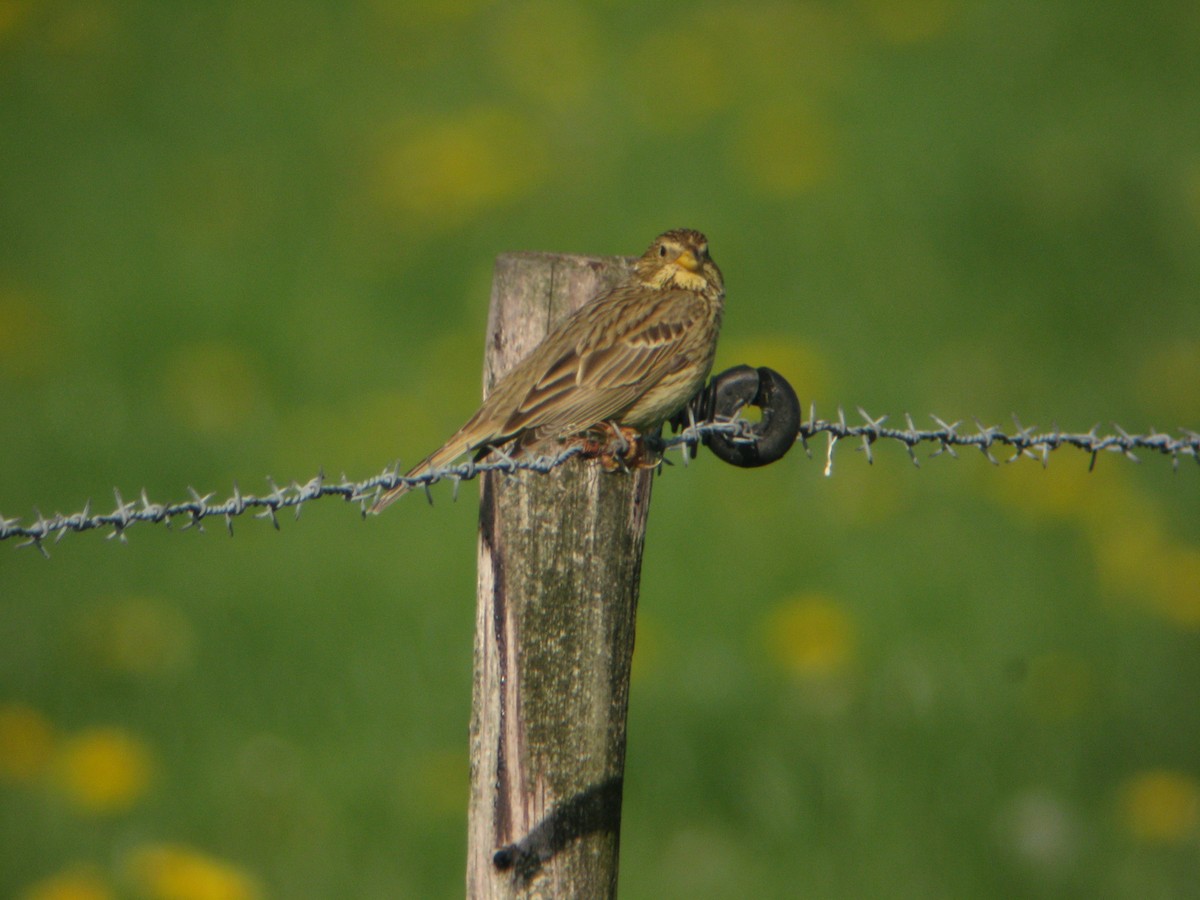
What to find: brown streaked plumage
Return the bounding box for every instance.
[371,229,724,513]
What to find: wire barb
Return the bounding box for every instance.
[1,412,1196,554]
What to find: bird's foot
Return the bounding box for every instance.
[577,423,658,472]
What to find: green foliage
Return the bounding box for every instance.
[1,1,1198,897]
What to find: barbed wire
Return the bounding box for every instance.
[802,407,1200,475]
[1,411,1196,556]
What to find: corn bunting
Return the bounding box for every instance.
[371,228,724,513]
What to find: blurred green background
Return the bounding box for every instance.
[2,1,1199,897]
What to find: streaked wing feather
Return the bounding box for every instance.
[534,384,647,435]
[579,342,669,388]
[499,296,698,435]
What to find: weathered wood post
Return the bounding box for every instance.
[468,251,653,898]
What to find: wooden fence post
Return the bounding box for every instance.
[467,251,653,898]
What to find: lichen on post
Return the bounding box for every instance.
[468,251,652,899]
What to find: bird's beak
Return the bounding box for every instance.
[675,249,701,272]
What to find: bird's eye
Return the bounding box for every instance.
[658,245,668,257]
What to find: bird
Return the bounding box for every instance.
[370,228,725,513]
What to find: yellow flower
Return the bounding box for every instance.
[861,0,958,44]
[0,289,55,380]
[623,24,731,134]
[1119,769,1199,844]
[125,844,262,900]
[408,748,468,817]
[763,594,856,677]
[160,341,269,437]
[79,596,194,677]
[491,2,599,110]
[732,103,836,196]
[1022,653,1091,722]
[376,108,543,229]
[1143,545,1200,628]
[17,864,113,900]
[1135,339,1200,424]
[987,445,1200,630]
[0,703,55,781]
[0,1,31,42]
[716,335,830,407]
[54,728,154,814]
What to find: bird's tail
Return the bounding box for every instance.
[369,432,480,514]
[368,463,421,515]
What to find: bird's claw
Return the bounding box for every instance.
[575,424,657,472]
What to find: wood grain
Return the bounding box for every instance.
[468,252,651,899]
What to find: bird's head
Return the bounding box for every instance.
[635,229,724,296]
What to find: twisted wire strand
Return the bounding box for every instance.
[2,412,1196,555]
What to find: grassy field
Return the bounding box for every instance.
[2,2,1198,897]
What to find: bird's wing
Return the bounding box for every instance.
[370,287,706,513]
[498,290,703,436]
